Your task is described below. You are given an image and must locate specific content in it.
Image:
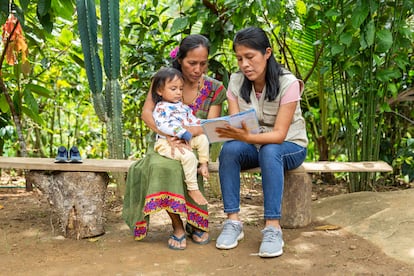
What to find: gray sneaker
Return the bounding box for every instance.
[259,226,284,258]
[216,219,244,249]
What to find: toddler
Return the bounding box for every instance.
[151,67,209,205]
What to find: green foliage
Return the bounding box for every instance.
[75,0,103,96]
[101,0,120,80]
[1,0,105,158]
[120,2,182,155]
[315,0,413,191]
[0,0,412,191]
[75,0,124,159]
[392,133,414,183]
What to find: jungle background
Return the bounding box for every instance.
[1,1,414,275]
[0,0,413,193]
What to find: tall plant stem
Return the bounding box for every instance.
[0,20,27,157]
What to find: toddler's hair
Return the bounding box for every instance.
[151,67,183,103]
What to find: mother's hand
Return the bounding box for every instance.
[166,136,192,157]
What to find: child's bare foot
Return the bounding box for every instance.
[188,190,208,205]
[199,163,209,179]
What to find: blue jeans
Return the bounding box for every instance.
[219,141,307,220]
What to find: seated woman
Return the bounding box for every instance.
[122,34,227,250]
[215,27,308,258]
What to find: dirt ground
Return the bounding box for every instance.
[1,172,414,276]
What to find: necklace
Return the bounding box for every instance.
[183,81,202,105]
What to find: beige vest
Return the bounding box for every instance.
[229,71,308,148]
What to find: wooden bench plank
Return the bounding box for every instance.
[0,157,135,173]
[208,161,392,173]
[0,157,393,174]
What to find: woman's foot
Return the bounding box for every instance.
[216,219,244,249]
[259,226,284,257]
[192,230,210,244]
[167,212,186,249]
[188,189,208,205]
[186,223,210,245]
[168,233,187,250]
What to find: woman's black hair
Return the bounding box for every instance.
[151,67,183,104]
[233,27,285,103]
[172,34,210,72]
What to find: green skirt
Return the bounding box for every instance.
[122,147,208,240]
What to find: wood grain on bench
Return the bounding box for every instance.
[0,157,392,174]
[208,161,393,173]
[0,157,135,172]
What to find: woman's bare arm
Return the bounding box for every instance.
[207,104,224,119]
[227,98,239,116]
[141,91,159,133]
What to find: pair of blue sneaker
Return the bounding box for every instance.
[55,146,83,163]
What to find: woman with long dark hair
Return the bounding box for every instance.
[123,34,226,250]
[215,27,308,258]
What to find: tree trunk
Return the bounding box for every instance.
[26,171,109,239]
[281,172,312,228]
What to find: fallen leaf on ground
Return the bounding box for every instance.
[88,237,100,242]
[314,224,341,231]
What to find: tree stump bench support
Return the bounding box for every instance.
[0,157,392,237]
[0,157,134,239]
[207,161,393,228]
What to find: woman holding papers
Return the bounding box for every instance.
[215,27,308,258]
[122,34,226,250]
